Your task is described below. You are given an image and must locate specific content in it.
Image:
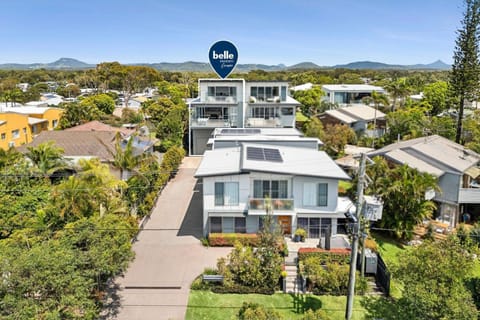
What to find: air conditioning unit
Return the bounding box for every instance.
[8,141,15,148]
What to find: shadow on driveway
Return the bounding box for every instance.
[177,180,203,239]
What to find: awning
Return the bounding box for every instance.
[465,166,480,178]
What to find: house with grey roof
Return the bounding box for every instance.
[195,143,352,237]
[319,105,386,137]
[188,79,300,155]
[368,135,480,227]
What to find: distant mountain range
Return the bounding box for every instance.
[0,57,451,71]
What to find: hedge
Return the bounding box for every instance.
[208,233,259,247]
[298,247,351,265]
[211,284,275,295]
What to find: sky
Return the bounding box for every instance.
[0,0,465,66]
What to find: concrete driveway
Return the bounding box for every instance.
[102,157,231,320]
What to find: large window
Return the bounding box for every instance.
[297,217,332,238]
[214,182,239,206]
[253,180,288,198]
[207,86,236,98]
[209,217,246,233]
[303,183,328,206]
[250,86,280,102]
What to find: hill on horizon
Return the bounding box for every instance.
[0,58,450,71]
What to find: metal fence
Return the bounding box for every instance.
[376,253,391,297]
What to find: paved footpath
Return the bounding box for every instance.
[102,157,231,320]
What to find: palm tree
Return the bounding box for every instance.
[363,92,389,147]
[26,141,69,176]
[385,78,410,111]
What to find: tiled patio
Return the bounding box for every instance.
[285,234,351,253]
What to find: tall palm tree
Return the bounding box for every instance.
[385,78,410,111]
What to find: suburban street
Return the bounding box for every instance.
[102,157,231,320]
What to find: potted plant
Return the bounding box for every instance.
[294,228,307,242]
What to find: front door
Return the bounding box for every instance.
[277,216,292,235]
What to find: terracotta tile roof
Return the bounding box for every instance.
[65,120,134,135]
[18,131,117,161]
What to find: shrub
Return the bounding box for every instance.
[301,309,332,320]
[238,302,283,320]
[310,262,350,295]
[208,233,259,247]
[212,284,274,295]
[364,238,378,252]
[298,247,351,265]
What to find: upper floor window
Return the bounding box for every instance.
[208,86,236,98]
[253,180,288,199]
[250,86,280,102]
[215,182,239,206]
[303,182,328,206]
[11,129,19,139]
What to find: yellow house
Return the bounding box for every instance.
[14,107,63,130]
[0,107,63,150]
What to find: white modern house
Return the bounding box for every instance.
[189,79,300,155]
[368,135,480,228]
[321,84,385,106]
[195,143,352,237]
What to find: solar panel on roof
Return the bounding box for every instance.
[246,146,283,162]
[263,148,282,162]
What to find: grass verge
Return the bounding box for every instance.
[186,291,368,320]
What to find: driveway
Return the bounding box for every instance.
[102,157,231,320]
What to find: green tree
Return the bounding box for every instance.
[385,78,411,111]
[293,86,325,116]
[450,0,480,143]
[58,102,102,129]
[321,124,356,157]
[422,81,450,115]
[394,237,478,319]
[367,158,438,239]
[303,117,324,140]
[80,93,115,114]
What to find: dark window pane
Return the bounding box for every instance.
[215,182,224,206]
[317,183,328,206]
[235,217,246,233]
[210,217,222,233]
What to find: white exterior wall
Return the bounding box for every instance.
[202,173,344,236]
[198,79,244,103]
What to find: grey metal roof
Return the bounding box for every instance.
[325,105,386,123]
[322,84,385,92]
[369,135,480,175]
[195,143,350,180]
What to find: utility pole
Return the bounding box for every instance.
[345,153,366,320]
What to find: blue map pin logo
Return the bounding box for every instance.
[209,40,238,79]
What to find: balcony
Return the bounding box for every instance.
[246,117,281,128]
[248,198,294,212]
[204,96,237,103]
[191,117,235,128]
[458,188,480,204]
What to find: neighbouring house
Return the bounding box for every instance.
[65,120,135,136]
[0,106,63,150]
[195,143,352,237]
[321,84,385,106]
[290,82,313,92]
[335,145,375,171]
[188,79,300,155]
[368,135,480,227]
[319,105,386,137]
[18,130,155,179]
[206,127,322,151]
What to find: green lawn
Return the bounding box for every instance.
[186,291,368,320]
